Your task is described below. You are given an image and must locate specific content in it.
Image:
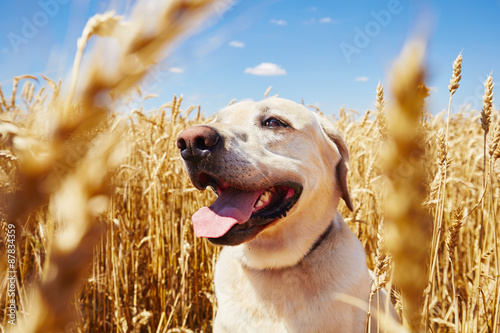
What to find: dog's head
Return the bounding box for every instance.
[177,97,352,268]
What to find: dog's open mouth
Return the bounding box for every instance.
[192,173,302,245]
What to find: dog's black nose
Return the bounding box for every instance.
[177,126,221,161]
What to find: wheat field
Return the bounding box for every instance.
[1,2,500,333]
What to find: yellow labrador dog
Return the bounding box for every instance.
[177,97,395,332]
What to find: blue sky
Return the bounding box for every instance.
[0,0,499,117]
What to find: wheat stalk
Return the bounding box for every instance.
[264,86,273,98]
[375,82,388,138]
[64,11,124,116]
[448,53,462,96]
[367,218,392,332]
[446,208,464,258]
[383,38,430,331]
[446,53,462,143]
[488,119,500,332]
[0,85,6,113]
[489,120,500,159]
[478,74,494,247]
[481,75,494,136]
[9,75,38,111]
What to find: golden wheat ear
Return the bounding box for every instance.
[318,115,354,211]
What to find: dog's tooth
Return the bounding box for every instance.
[260,190,271,203]
[254,188,276,211]
[254,199,265,209]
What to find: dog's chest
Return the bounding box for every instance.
[214,248,368,332]
[246,262,320,310]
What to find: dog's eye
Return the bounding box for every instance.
[263,118,287,128]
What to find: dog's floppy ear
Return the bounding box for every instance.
[318,116,354,211]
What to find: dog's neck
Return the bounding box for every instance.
[231,212,341,270]
[306,222,333,256]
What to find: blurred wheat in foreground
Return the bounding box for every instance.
[0,3,500,333]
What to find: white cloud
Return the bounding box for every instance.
[229,40,245,48]
[319,17,332,24]
[270,19,287,26]
[245,63,287,76]
[168,67,184,74]
[355,76,369,82]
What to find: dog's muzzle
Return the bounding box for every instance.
[177,125,303,246]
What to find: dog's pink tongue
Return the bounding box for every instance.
[192,187,262,238]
